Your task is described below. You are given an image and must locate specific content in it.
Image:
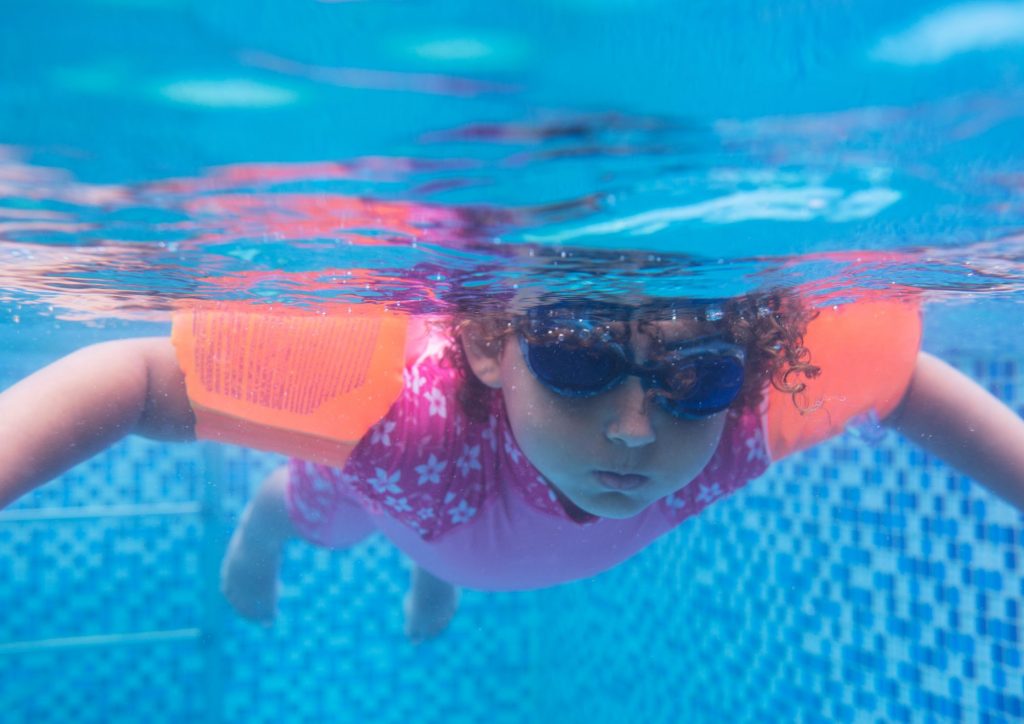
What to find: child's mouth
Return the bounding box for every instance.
[593,470,650,491]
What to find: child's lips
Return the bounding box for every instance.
[593,470,651,491]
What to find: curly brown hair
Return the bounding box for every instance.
[443,290,821,423]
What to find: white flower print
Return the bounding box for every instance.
[503,432,522,464]
[418,507,435,520]
[696,482,723,505]
[371,420,397,447]
[745,433,767,463]
[367,467,402,495]
[310,474,332,493]
[292,495,323,523]
[386,496,412,513]
[415,454,447,485]
[448,499,477,524]
[421,335,448,362]
[456,444,482,477]
[405,366,427,396]
[444,491,456,504]
[481,417,498,452]
[664,493,687,510]
[414,434,436,457]
[425,387,447,419]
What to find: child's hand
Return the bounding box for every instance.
[403,565,460,644]
[219,524,281,625]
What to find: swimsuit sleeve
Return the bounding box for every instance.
[170,302,408,467]
[292,331,503,542]
[764,296,923,461]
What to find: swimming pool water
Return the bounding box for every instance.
[2,0,1024,721]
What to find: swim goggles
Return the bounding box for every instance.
[516,304,746,420]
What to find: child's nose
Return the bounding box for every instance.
[604,376,656,448]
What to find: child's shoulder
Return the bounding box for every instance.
[404,315,457,365]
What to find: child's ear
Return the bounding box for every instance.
[460,321,505,389]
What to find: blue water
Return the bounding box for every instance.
[1,0,1024,721]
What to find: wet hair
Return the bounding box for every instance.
[445,290,821,422]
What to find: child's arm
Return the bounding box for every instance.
[0,338,194,509]
[886,352,1024,511]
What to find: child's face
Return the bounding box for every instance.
[463,314,732,519]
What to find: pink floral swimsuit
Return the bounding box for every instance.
[286,330,771,591]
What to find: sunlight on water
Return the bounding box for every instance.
[1,98,1023,320]
[158,78,301,108]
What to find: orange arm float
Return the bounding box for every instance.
[171,303,408,467]
[765,296,923,461]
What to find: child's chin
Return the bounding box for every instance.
[579,492,650,520]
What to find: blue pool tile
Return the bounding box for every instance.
[949,677,963,697]
[1007,693,1023,717]
[886,700,912,722]
[993,666,1007,689]
[964,659,977,679]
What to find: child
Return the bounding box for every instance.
[2,288,1023,643]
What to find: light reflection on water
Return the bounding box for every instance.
[1,100,1024,324]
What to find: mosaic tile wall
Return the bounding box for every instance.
[1,353,1022,723]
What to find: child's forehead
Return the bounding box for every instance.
[519,298,723,321]
[519,299,726,339]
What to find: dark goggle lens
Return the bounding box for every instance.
[522,334,746,418]
[522,340,626,396]
[655,353,745,418]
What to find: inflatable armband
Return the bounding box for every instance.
[765,297,922,460]
[171,303,408,467]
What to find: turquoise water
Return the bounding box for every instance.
[1,0,1024,721]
